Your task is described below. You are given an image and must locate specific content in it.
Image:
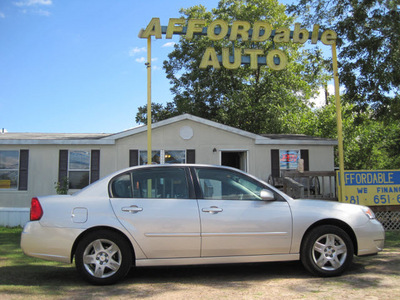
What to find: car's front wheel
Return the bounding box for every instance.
[301,225,354,277]
[75,230,133,285]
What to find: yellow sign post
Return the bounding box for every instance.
[146,36,152,165]
[331,42,345,202]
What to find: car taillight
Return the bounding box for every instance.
[30,197,43,221]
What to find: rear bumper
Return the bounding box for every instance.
[21,221,83,263]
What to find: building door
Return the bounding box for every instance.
[221,151,247,172]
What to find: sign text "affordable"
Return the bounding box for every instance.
[139,18,337,70]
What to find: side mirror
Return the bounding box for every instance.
[260,189,275,201]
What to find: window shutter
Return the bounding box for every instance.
[90,150,100,183]
[129,150,139,167]
[186,149,195,164]
[271,149,280,177]
[18,149,29,191]
[58,150,68,182]
[300,149,309,171]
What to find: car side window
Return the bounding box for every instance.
[195,168,265,200]
[131,167,189,199]
[110,173,133,198]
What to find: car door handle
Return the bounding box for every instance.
[202,206,223,214]
[122,205,143,214]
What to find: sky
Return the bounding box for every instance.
[0,0,330,134]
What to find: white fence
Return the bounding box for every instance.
[375,211,400,231]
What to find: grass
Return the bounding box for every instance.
[0,227,83,298]
[0,227,399,299]
[384,231,400,249]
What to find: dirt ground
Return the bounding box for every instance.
[117,250,400,300]
[3,248,399,300]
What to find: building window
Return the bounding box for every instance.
[59,150,100,190]
[0,150,19,189]
[0,150,28,190]
[139,150,185,165]
[68,150,90,189]
[164,150,186,164]
[139,150,161,165]
[279,150,300,170]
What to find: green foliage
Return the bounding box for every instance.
[385,231,400,249]
[55,177,69,195]
[287,0,400,112]
[287,0,400,170]
[312,97,400,170]
[135,102,177,124]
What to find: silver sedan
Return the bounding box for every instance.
[21,164,385,285]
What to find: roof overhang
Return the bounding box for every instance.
[0,114,337,146]
[0,139,115,145]
[255,139,338,146]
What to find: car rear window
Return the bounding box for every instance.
[110,167,189,199]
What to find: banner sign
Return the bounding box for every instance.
[280,150,300,170]
[337,170,400,206]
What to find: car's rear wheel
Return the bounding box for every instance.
[75,230,132,285]
[301,225,354,277]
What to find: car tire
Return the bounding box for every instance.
[75,230,133,285]
[300,225,354,277]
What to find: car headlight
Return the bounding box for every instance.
[361,206,376,219]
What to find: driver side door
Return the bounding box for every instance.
[194,167,292,257]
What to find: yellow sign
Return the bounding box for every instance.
[139,18,337,70]
[337,170,400,206]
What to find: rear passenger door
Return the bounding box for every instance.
[109,166,201,259]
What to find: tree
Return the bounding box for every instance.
[310,96,400,170]
[287,0,400,114]
[287,0,400,169]
[135,102,177,124]
[136,0,330,134]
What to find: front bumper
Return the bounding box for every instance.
[356,218,385,256]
